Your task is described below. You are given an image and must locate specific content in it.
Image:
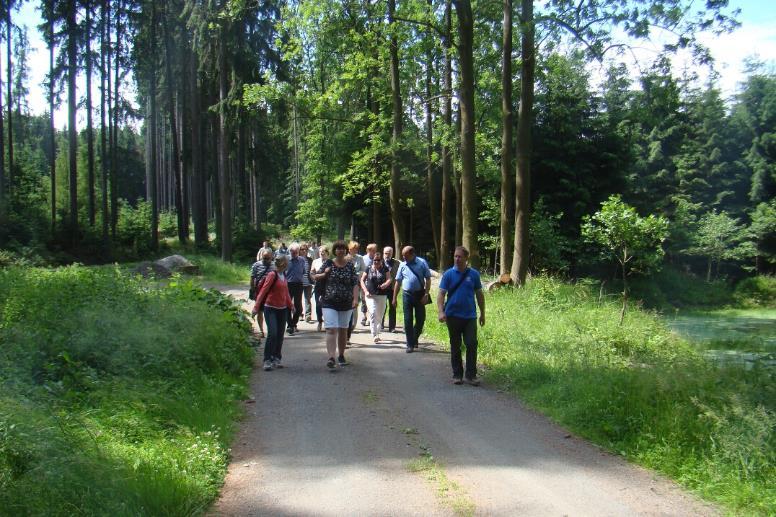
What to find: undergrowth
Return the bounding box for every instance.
[425,276,774,514]
[0,266,253,516]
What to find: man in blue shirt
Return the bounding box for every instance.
[392,245,432,353]
[437,246,485,385]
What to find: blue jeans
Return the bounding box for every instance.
[263,307,288,362]
[402,290,426,349]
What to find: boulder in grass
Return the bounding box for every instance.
[132,261,173,278]
[154,255,200,275]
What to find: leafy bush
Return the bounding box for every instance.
[424,276,775,513]
[629,266,734,309]
[734,276,776,308]
[0,266,253,515]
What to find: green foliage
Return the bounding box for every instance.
[684,210,750,280]
[0,266,253,515]
[115,199,154,257]
[582,195,669,277]
[629,266,734,309]
[528,198,571,274]
[734,276,776,308]
[424,278,775,513]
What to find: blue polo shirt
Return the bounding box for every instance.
[439,267,482,319]
[395,257,431,292]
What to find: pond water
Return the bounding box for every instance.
[665,310,776,369]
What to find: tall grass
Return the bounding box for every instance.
[425,277,774,514]
[0,266,253,515]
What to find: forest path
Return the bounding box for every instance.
[210,284,716,516]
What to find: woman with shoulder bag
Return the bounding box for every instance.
[360,255,392,343]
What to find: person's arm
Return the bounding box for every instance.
[379,269,392,290]
[476,289,485,326]
[392,278,401,307]
[437,289,447,322]
[360,271,371,297]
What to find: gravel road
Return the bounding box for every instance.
[211,287,716,516]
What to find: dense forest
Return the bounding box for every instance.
[0,0,773,284]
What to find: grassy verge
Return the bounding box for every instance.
[0,266,254,515]
[424,277,774,514]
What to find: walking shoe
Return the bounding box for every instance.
[287,327,294,335]
[317,322,323,332]
[452,376,463,385]
[361,318,368,326]
[374,336,380,343]
[326,357,336,369]
[306,317,313,323]
[272,358,283,369]
[263,360,273,371]
[405,347,413,353]
[337,355,348,366]
[465,377,480,386]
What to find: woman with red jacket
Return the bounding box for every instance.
[253,255,294,371]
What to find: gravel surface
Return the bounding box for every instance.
[211,286,716,516]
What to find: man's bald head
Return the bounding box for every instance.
[401,246,415,261]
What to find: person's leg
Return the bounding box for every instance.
[290,283,303,329]
[347,307,356,339]
[462,318,478,381]
[446,316,465,380]
[303,285,313,321]
[373,295,386,338]
[366,296,378,337]
[360,291,368,325]
[315,291,324,327]
[274,308,288,362]
[402,290,416,350]
[337,309,352,362]
[414,297,427,347]
[323,309,338,366]
[263,307,277,363]
[337,328,348,359]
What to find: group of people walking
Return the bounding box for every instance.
[250,239,485,386]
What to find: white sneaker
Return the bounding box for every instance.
[273,358,283,369]
[263,360,273,371]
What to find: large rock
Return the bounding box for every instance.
[131,261,172,278]
[154,255,200,275]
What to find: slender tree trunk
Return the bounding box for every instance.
[388,0,406,250]
[439,0,453,270]
[179,80,190,240]
[100,0,109,242]
[453,0,479,267]
[161,11,184,243]
[67,0,78,246]
[86,0,96,226]
[218,27,232,261]
[0,41,3,207]
[110,0,122,239]
[511,0,534,285]
[499,0,513,275]
[149,0,158,250]
[425,0,441,262]
[6,3,14,182]
[48,16,55,232]
[190,49,207,245]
